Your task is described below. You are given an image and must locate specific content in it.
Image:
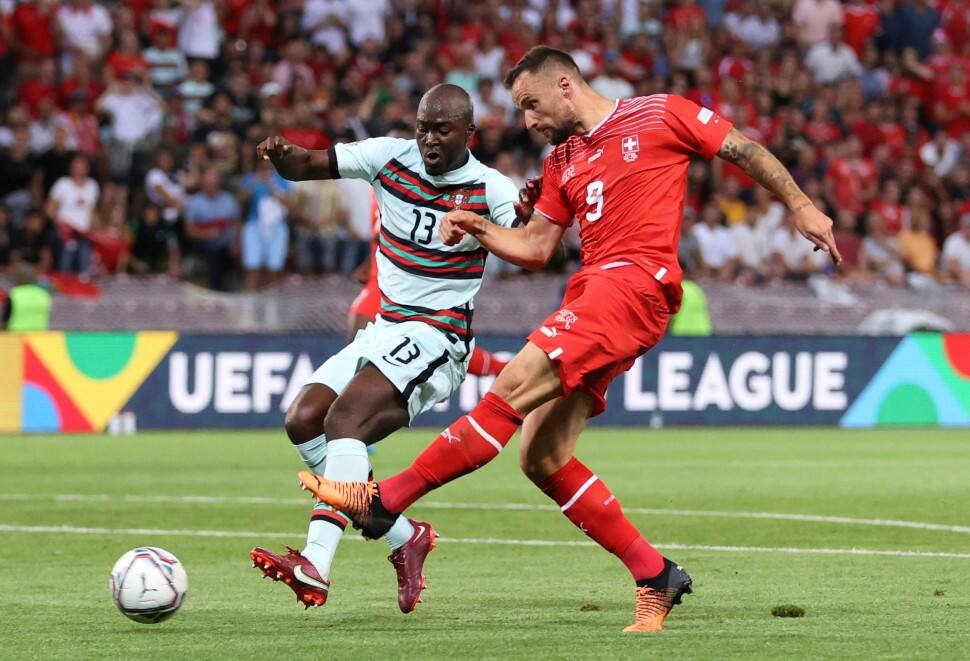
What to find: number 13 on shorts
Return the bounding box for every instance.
[585,180,604,222]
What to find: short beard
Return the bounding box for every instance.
[547,122,574,145]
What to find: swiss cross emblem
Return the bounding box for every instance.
[621,135,639,162]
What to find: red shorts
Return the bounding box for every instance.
[527,262,674,417]
[348,281,380,320]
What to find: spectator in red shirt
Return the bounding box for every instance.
[666,0,707,32]
[105,29,149,84]
[59,56,104,114]
[18,58,59,118]
[826,136,878,216]
[870,179,908,235]
[941,0,969,46]
[280,105,330,151]
[843,0,881,56]
[11,0,57,61]
[933,63,970,138]
[874,102,908,160]
[54,91,101,157]
[804,99,843,148]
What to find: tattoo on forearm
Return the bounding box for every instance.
[718,131,806,206]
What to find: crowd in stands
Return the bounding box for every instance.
[0,0,968,293]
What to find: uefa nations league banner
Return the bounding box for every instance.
[1,332,969,433]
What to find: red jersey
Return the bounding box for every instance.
[827,157,877,215]
[534,95,732,292]
[12,2,56,59]
[843,4,880,55]
[870,200,906,234]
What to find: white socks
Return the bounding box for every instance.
[294,435,416,577]
[385,516,415,550]
[294,433,328,474]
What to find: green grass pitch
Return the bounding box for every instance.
[1,428,969,659]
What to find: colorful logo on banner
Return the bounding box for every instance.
[841,333,970,426]
[0,332,177,433]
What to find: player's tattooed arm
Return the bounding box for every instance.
[716,128,841,264]
[256,136,334,181]
[716,128,805,206]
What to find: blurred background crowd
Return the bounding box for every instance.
[0,0,968,296]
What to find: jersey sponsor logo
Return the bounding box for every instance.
[561,165,576,185]
[587,147,604,163]
[621,135,639,162]
[555,309,578,329]
[697,107,714,125]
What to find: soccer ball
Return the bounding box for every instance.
[109,547,188,624]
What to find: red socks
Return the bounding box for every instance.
[537,458,664,581]
[467,347,508,377]
[379,392,523,513]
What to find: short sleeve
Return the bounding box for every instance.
[941,235,957,262]
[226,194,240,218]
[532,155,573,226]
[332,137,409,181]
[184,196,201,222]
[50,178,66,202]
[483,170,520,228]
[664,94,733,160]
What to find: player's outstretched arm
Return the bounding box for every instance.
[256,136,334,181]
[716,128,842,264]
[441,209,565,270]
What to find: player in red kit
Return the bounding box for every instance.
[297,47,841,632]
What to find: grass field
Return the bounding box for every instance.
[1,428,969,660]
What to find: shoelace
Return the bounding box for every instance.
[633,586,671,622]
[329,480,378,518]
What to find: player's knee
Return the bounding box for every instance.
[284,400,325,445]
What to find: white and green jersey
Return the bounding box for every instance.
[332,137,519,340]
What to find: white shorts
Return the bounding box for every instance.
[307,318,473,421]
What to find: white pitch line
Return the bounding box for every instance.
[0,523,968,559]
[1,493,969,535]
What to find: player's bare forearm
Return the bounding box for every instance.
[716,128,809,210]
[256,136,333,181]
[441,210,564,270]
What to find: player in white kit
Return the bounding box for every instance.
[249,85,529,614]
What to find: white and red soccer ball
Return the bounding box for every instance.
[109,547,188,623]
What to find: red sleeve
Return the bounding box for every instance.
[663,94,734,160]
[533,154,573,226]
